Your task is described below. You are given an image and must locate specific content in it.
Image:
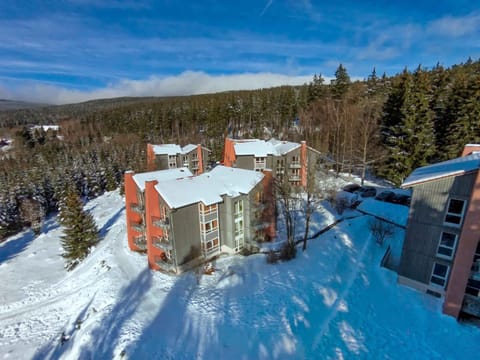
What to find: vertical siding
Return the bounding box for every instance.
[399,173,476,285]
[236,155,254,170]
[170,203,202,266]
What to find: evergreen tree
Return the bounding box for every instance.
[379,67,436,185]
[332,64,351,99]
[59,186,99,271]
[444,70,480,158]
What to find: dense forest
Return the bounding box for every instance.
[1,58,479,240]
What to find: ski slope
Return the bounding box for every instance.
[0,190,479,359]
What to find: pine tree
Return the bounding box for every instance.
[379,67,436,185]
[59,186,99,271]
[332,64,351,99]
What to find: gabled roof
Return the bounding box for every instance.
[155,165,263,209]
[402,153,480,187]
[232,138,301,157]
[132,168,193,191]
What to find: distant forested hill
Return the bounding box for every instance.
[1,58,480,240]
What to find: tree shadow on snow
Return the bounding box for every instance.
[0,230,35,265]
[32,297,96,360]
[77,267,152,359]
[99,207,124,238]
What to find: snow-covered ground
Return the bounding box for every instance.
[0,190,479,360]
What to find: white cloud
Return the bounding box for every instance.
[427,12,480,37]
[1,71,314,105]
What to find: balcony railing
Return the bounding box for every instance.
[462,294,480,317]
[134,235,146,250]
[253,220,269,230]
[130,203,144,214]
[288,175,301,182]
[289,162,301,168]
[152,236,173,251]
[153,217,170,229]
[154,256,175,272]
[131,223,145,233]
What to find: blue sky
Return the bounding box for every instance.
[0,0,479,104]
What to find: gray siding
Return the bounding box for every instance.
[219,195,234,249]
[236,155,254,170]
[169,203,201,266]
[155,154,169,170]
[398,172,476,285]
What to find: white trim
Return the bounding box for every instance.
[443,198,466,228]
[430,262,450,288]
[436,231,458,260]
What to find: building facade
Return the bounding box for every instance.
[147,143,210,175]
[398,144,480,319]
[222,138,320,188]
[124,166,275,274]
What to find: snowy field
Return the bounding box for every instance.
[0,190,479,359]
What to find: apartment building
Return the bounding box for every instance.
[124,165,275,273]
[398,144,480,319]
[222,138,320,187]
[147,143,210,174]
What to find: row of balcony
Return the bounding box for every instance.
[134,235,146,250]
[462,294,480,317]
[152,236,173,251]
[130,203,144,214]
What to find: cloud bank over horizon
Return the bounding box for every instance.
[0,71,315,105]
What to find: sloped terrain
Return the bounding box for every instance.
[0,191,479,359]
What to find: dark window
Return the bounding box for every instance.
[431,262,449,287]
[444,199,465,226]
[437,232,457,258]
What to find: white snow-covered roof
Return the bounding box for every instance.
[31,125,60,132]
[181,144,197,153]
[155,165,263,209]
[152,144,199,156]
[233,138,300,157]
[132,168,192,191]
[402,153,480,187]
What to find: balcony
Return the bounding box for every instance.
[289,162,301,169]
[152,236,173,251]
[134,235,146,250]
[153,217,170,229]
[253,220,269,230]
[130,203,144,214]
[131,223,145,233]
[154,256,175,272]
[462,294,480,317]
[289,175,301,182]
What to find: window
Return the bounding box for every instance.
[168,155,177,169]
[436,232,457,259]
[444,198,466,226]
[234,200,243,215]
[199,203,217,215]
[430,262,449,287]
[182,155,189,167]
[201,219,218,233]
[254,157,266,171]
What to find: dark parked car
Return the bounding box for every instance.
[375,190,396,202]
[356,186,377,198]
[342,183,361,193]
[391,193,411,206]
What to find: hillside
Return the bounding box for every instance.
[0,99,48,111]
[0,190,479,359]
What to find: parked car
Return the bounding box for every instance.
[342,183,361,193]
[391,193,411,206]
[356,186,376,198]
[375,190,395,202]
